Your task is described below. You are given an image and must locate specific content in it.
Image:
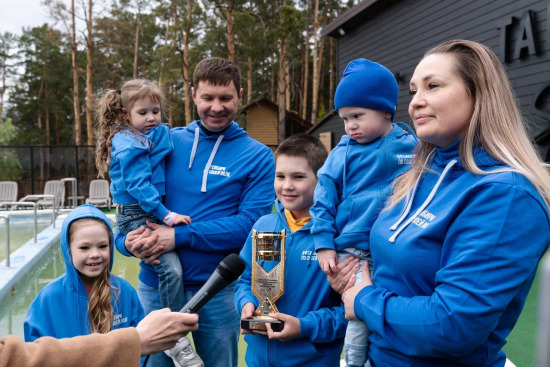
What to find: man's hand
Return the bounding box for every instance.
[342,261,372,320]
[125,221,175,263]
[141,221,176,261]
[317,249,338,275]
[125,226,150,254]
[136,308,199,356]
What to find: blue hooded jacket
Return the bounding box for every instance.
[24,205,144,341]
[109,123,173,220]
[235,201,347,367]
[310,123,417,252]
[116,121,275,291]
[355,141,550,366]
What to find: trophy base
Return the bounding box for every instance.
[241,317,285,332]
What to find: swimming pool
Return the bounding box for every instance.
[0,215,51,263]
[0,216,141,339]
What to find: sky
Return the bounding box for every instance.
[0,0,52,36]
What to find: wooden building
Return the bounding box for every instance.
[312,0,550,160]
[238,98,311,150]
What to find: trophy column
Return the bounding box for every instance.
[241,229,286,332]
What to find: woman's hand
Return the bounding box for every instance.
[327,256,360,294]
[342,261,373,320]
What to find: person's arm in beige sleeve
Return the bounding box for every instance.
[0,308,198,367]
[0,328,140,367]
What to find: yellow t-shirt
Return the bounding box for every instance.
[284,209,311,232]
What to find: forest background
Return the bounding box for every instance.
[0,0,357,147]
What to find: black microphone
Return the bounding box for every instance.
[180,253,246,313]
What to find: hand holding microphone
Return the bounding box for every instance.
[165,254,246,367]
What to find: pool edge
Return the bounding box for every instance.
[0,214,67,304]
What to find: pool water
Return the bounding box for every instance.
[0,244,141,339]
[0,221,51,263]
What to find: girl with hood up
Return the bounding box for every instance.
[24,205,143,341]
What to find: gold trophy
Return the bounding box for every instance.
[241,229,286,332]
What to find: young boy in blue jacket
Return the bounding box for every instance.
[235,134,347,367]
[309,59,417,367]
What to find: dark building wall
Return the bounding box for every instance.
[308,111,346,149]
[334,0,550,157]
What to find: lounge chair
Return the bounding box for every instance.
[85,179,111,210]
[0,181,18,209]
[36,180,65,209]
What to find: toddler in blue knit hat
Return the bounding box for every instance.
[310,59,417,367]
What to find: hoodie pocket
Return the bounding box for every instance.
[338,191,382,234]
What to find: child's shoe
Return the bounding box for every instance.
[165,336,204,367]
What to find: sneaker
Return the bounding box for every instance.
[164,336,204,367]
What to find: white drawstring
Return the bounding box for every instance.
[389,158,457,243]
[201,135,224,193]
[390,150,435,231]
[188,127,200,169]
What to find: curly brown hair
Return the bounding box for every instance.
[95,79,166,177]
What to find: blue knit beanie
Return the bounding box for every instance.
[334,59,398,121]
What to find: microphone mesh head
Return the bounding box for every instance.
[217,253,246,281]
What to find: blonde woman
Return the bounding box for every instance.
[334,39,550,366]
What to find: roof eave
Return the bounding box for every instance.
[321,0,396,38]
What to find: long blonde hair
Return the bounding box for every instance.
[69,218,118,334]
[95,79,167,177]
[390,39,550,210]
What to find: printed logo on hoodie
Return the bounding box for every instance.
[412,210,436,229]
[301,250,318,261]
[112,313,128,326]
[209,165,231,177]
[397,154,413,165]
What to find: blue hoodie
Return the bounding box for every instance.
[109,123,173,220]
[24,205,144,341]
[311,123,417,252]
[116,121,275,290]
[355,141,550,366]
[235,201,347,367]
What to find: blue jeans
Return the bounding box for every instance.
[338,248,373,367]
[138,281,240,367]
[116,203,185,311]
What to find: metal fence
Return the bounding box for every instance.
[0,145,100,203]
